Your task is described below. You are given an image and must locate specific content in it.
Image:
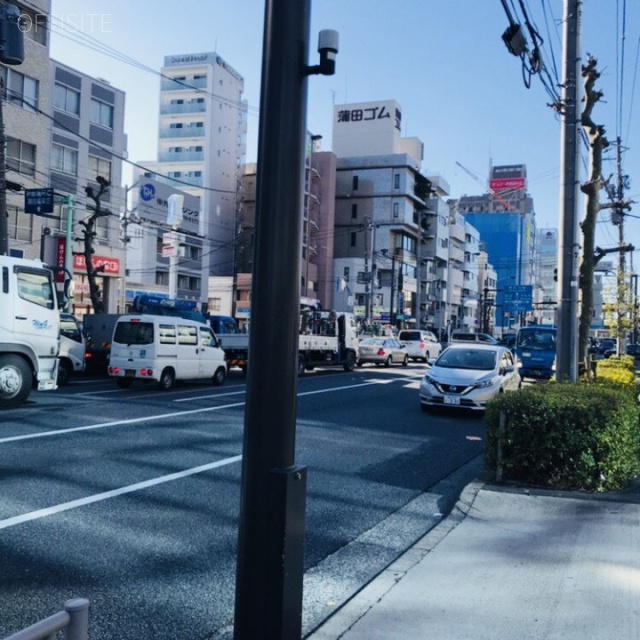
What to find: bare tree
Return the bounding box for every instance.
[577,55,608,372]
[577,56,633,373]
[78,176,111,314]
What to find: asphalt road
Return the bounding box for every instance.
[0,364,484,639]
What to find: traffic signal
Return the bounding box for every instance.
[0,4,24,66]
[553,268,558,282]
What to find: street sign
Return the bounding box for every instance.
[503,284,533,312]
[24,188,54,214]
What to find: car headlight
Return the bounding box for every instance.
[473,375,498,389]
[423,373,437,386]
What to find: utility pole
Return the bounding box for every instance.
[233,2,337,638]
[556,0,582,382]
[614,137,627,351]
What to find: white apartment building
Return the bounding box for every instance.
[332,99,482,335]
[132,51,248,307]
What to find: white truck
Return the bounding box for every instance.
[0,255,60,408]
[210,309,359,374]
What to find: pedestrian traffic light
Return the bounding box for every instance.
[0,4,24,66]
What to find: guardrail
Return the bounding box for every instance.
[2,598,89,640]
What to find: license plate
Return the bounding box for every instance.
[444,396,460,405]
[125,369,136,378]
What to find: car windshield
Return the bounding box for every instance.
[436,348,497,370]
[516,328,556,351]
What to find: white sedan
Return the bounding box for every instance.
[419,343,520,411]
[357,337,409,367]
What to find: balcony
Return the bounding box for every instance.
[161,77,208,92]
[158,151,205,163]
[160,102,207,116]
[159,127,205,139]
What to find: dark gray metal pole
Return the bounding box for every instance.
[233,1,311,639]
[556,0,581,381]
[0,79,9,255]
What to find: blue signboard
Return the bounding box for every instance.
[503,285,533,312]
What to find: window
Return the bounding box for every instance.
[52,144,78,175]
[177,324,197,345]
[6,138,35,177]
[178,275,200,291]
[394,173,400,189]
[352,175,359,190]
[54,83,79,115]
[90,98,113,129]
[350,232,357,247]
[343,266,350,282]
[169,122,183,129]
[393,202,399,218]
[191,122,204,128]
[209,297,222,312]
[88,156,111,182]
[155,271,169,286]
[17,269,54,309]
[351,203,358,219]
[2,69,39,112]
[200,326,216,347]
[159,324,176,344]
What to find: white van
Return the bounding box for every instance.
[397,329,442,362]
[108,314,227,390]
[58,313,86,385]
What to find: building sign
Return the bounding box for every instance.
[24,188,54,214]
[55,237,66,283]
[73,254,120,276]
[135,178,201,236]
[336,102,401,131]
[489,165,526,192]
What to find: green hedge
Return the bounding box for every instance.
[484,380,640,491]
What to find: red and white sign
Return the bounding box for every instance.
[73,254,120,275]
[489,177,526,192]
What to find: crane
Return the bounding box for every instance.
[455,161,516,211]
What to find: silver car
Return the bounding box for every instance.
[419,343,520,411]
[357,337,409,367]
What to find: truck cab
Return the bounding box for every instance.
[0,256,60,407]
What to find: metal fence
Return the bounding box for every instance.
[2,599,89,640]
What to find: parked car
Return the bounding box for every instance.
[357,337,408,367]
[625,344,640,366]
[450,331,499,345]
[419,343,520,411]
[597,338,617,358]
[397,329,442,362]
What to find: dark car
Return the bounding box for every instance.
[598,338,617,358]
[625,344,640,366]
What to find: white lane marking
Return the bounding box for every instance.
[0,455,243,531]
[1,376,423,446]
[0,402,246,445]
[173,389,247,402]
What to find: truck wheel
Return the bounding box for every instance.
[57,359,73,386]
[158,369,175,390]
[212,367,226,386]
[0,355,32,408]
[297,355,306,376]
[116,378,134,389]
[343,351,356,372]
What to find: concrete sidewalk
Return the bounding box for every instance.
[307,480,640,640]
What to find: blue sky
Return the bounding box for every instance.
[48,0,640,262]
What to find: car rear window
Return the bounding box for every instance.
[399,331,421,341]
[113,321,154,345]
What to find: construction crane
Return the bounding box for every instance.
[455,161,515,211]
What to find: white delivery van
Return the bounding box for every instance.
[108,314,227,390]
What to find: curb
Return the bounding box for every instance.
[305,478,486,640]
